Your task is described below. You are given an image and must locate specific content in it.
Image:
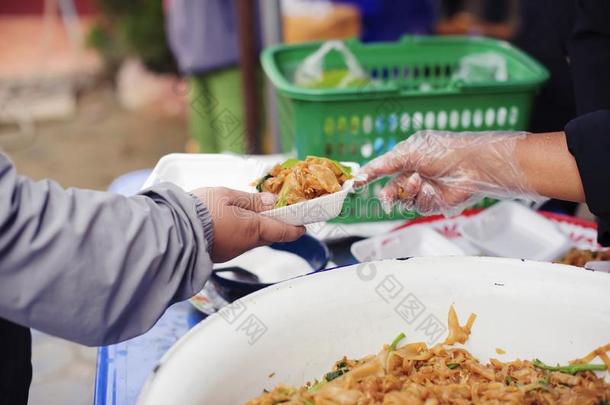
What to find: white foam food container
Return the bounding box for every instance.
[350,224,466,262]
[460,201,573,261]
[142,153,360,225]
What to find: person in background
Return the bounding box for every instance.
[361,0,610,246]
[0,153,304,404]
[164,0,264,154]
[512,0,608,215]
[336,0,437,41]
[436,0,517,40]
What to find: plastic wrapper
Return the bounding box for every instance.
[453,52,508,83]
[293,40,373,89]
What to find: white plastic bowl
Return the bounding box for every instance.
[142,153,359,225]
[138,257,610,405]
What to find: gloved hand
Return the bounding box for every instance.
[361,130,542,217]
[192,187,305,262]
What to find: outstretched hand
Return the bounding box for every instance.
[360,130,540,216]
[192,187,305,262]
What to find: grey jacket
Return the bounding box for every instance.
[0,153,213,346]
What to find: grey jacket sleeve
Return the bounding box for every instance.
[0,153,214,346]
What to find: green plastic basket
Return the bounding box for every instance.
[261,35,549,223]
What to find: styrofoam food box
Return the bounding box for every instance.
[142,153,360,225]
[460,201,573,261]
[351,224,466,262]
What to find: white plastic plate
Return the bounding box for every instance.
[260,161,360,226]
[460,201,573,261]
[351,224,466,261]
[142,153,359,225]
[137,257,610,405]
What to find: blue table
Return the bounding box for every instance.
[93,302,207,405]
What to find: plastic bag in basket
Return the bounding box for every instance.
[453,51,508,83]
[293,40,373,89]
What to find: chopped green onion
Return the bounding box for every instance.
[389,332,406,351]
[324,369,346,382]
[533,359,607,375]
[505,375,515,385]
[447,363,460,369]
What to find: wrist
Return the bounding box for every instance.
[515,132,585,202]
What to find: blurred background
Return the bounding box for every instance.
[0,0,591,404]
[0,0,525,190]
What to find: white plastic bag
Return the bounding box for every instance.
[294,40,370,88]
[453,52,508,83]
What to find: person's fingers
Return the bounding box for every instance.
[413,180,476,217]
[360,151,408,185]
[359,132,433,185]
[255,215,306,244]
[378,172,422,214]
[220,188,277,212]
[413,181,440,216]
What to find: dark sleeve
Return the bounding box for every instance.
[565,110,610,246]
[569,0,610,115]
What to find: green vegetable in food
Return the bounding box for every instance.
[321,359,351,383]
[301,399,314,405]
[254,158,298,192]
[447,363,460,369]
[389,332,406,351]
[307,380,325,393]
[281,158,300,169]
[324,369,347,382]
[505,375,515,385]
[255,174,272,192]
[533,359,607,375]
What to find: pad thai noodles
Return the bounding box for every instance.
[245,306,610,404]
[558,248,610,267]
[254,156,352,208]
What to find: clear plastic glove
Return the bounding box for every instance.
[361,130,542,217]
[192,187,305,262]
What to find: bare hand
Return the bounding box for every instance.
[191,187,305,262]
